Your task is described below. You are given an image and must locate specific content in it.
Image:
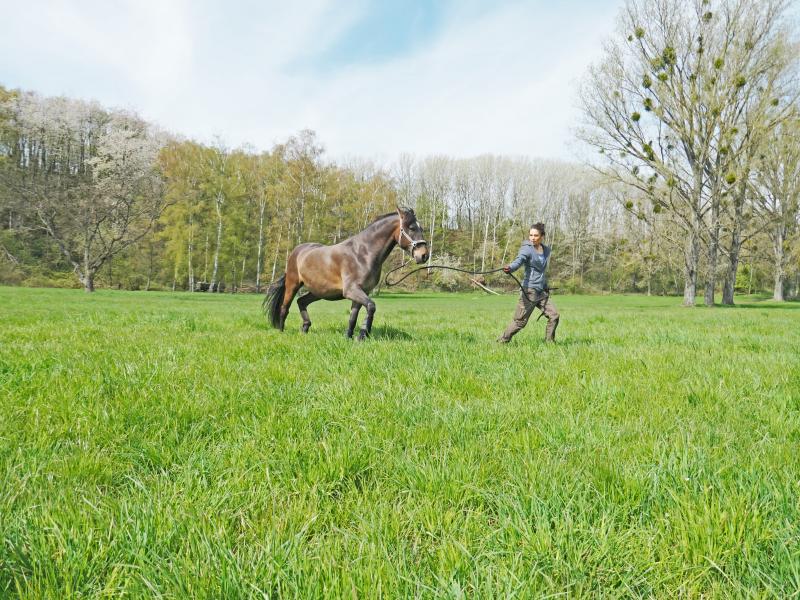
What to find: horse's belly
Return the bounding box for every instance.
[305,285,343,300]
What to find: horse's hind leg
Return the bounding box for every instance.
[344,287,375,341]
[297,293,320,333]
[279,272,302,331]
[345,301,361,338]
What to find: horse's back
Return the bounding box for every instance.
[291,242,325,258]
[293,242,335,268]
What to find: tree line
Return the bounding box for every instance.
[1,0,798,303]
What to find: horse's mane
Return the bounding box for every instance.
[371,208,414,224]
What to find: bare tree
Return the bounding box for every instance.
[1,92,165,291]
[579,0,796,306]
[713,1,799,304]
[754,115,800,300]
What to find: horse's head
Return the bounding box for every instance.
[397,208,429,264]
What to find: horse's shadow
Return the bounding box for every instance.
[273,323,414,340]
[367,325,413,340]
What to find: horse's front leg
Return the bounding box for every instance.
[344,287,375,341]
[362,299,377,339]
[345,301,361,339]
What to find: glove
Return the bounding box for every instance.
[502,266,511,274]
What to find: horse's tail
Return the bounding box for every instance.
[264,274,286,328]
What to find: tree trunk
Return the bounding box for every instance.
[146,241,154,291]
[210,192,223,289]
[203,232,209,282]
[704,201,720,306]
[188,213,195,292]
[480,212,490,272]
[500,224,513,265]
[683,219,700,307]
[683,171,705,307]
[469,207,476,271]
[439,199,448,259]
[297,188,305,245]
[490,209,498,266]
[427,202,436,265]
[82,271,95,293]
[334,205,342,243]
[773,224,785,301]
[241,253,247,292]
[270,226,283,283]
[81,246,96,292]
[255,200,266,292]
[231,243,237,293]
[722,181,746,305]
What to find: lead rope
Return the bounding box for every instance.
[384,262,539,300]
[384,262,554,319]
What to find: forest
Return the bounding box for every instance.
[1,0,798,305]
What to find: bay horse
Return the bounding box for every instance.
[265,208,428,339]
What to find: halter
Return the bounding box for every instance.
[397,217,427,253]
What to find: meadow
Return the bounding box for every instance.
[1,285,799,598]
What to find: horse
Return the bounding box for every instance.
[264,208,429,340]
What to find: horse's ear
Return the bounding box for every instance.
[396,206,403,218]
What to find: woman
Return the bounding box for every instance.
[497,222,559,343]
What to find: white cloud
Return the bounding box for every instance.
[0,1,620,161]
[292,2,619,161]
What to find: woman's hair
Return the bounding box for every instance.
[530,222,546,236]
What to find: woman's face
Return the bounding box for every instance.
[529,228,543,245]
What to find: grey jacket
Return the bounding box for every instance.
[508,241,551,291]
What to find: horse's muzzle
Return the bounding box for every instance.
[413,246,429,264]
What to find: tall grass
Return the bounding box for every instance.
[1,286,799,597]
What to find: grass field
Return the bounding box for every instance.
[1,285,799,598]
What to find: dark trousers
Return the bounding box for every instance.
[498,289,559,342]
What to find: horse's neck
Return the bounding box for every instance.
[353,217,398,266]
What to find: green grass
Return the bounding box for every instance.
[1,286,799,598]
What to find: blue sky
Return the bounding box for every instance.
[0,0,623,161]
[308,0,445,70]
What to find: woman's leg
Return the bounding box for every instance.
[539,296,560,341]
[498,290,536,342]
